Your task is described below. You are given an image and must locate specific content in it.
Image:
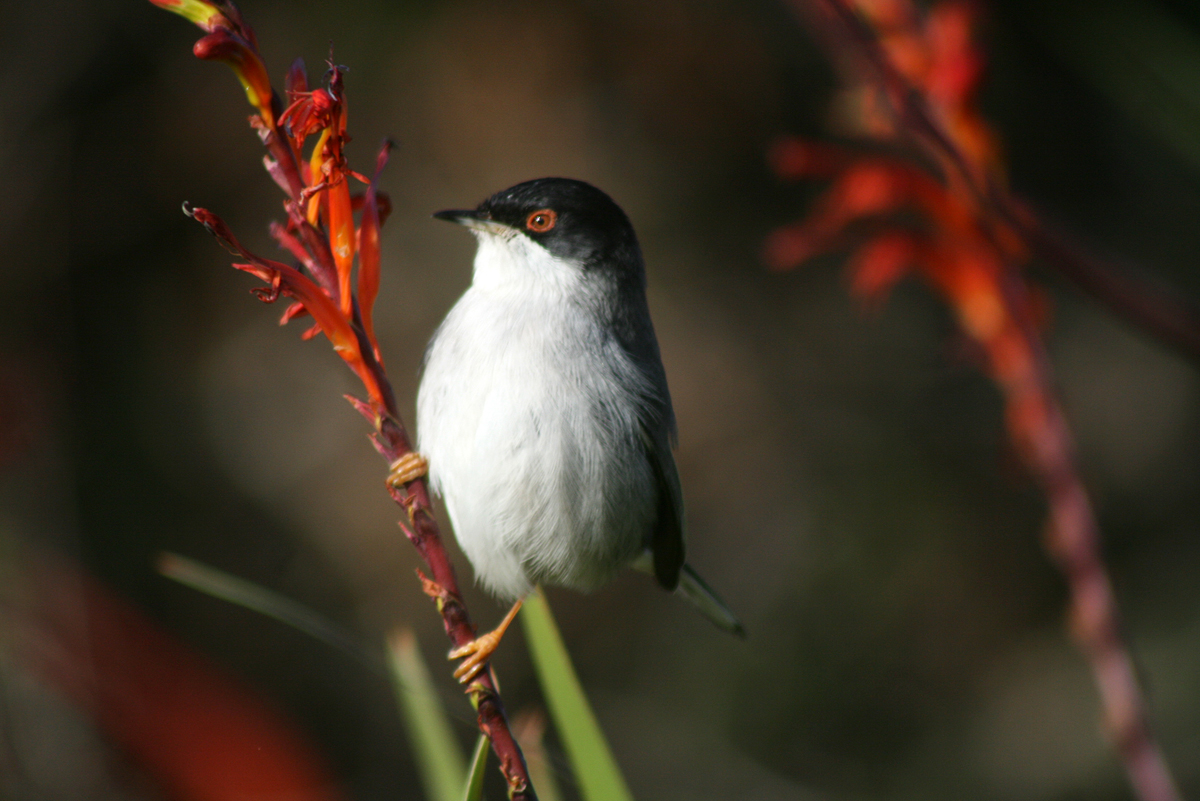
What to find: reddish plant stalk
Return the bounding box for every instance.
[997,274,1180,801]
[787,2,1184,798]
[151,2,535,796]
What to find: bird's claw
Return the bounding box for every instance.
[446,598,523,685]
[387,452,428,489]
[449,631,502,684]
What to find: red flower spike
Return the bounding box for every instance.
[286,58,309,100]
[305,129,333,226]
[375,192,393,228]
[768,137,854,180]
[924,2,982,107]
[229,252,384,405]
[328,174,355,318]
[281,89,337,155]
[155,0,276,127]
[183,202,252,257]
[835,161,908,216]
[185,204,365,380]
[262,154,295,196]
[763,159,915,272]
[293,215,341,294]
[343,394,377,426]
[928,247,1009,343]
[269,221,319,276]
[357,140,394,361]
[762,223,826,272]
[148,0,229,32]
[192,28,275,127]
[158,7,540,793]
[846,230,919,302]
[236,257,354,353]
[776,4,1188,799]
[322,85,357,318]
[284,83,355,317]
[280,301,310,325]
[312,87,339,124]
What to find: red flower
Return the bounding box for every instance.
[773,3,1185,798]
[770,0,1031,393]
[155,0,393,408]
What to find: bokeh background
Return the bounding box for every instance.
[2,0,1199,799]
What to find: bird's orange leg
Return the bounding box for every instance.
[449,598,524,684]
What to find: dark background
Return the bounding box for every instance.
[2,0,1199,799]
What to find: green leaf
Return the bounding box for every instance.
[388,629,469,801]
[520,589,634,801]
[462,734,489,801]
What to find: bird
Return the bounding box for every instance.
[393,177,742,682]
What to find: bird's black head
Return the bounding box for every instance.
[434,178,642,274]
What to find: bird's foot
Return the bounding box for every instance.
[448,598,523,684]
[386,452,428,489]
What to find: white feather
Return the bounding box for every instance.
[417,227,657,600]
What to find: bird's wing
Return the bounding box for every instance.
[642,425,685,591]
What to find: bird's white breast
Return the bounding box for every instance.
[417,233,656,600]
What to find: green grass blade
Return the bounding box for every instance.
[520,589,634,801]
[159,553,475,801]
[387,628,469,801]
[461,734,489,801]
[157,551,381,670]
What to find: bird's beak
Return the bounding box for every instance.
[433,208,511,235]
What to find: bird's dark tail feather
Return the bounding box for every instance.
[676,564,745,637]
[632,552,745,636]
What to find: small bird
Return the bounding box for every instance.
[401,178,742,681]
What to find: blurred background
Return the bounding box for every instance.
[2,0,1199,799]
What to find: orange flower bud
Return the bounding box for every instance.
[193,28,276,126]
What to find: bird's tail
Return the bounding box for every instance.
[676,563,745,637]
[632,552,745,636]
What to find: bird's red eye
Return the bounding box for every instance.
[526,209,557,232]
